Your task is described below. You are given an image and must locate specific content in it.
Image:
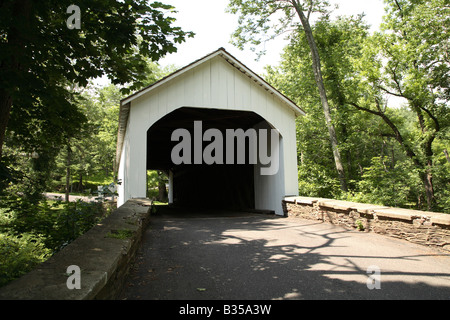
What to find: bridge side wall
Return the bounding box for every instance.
[283,197,450,252]
[0,199,152,300]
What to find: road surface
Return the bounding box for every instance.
[119,206,450,300]
[44,192,115,202]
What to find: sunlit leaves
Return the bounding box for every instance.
[227,0,332,58]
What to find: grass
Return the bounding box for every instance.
[106,229,134,240]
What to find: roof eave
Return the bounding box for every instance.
[120,47,305,116]
[115,47,306,173]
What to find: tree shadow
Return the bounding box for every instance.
[120,206,450,300]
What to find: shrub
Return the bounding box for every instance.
[0,232,51,287]
[0,197,108,287]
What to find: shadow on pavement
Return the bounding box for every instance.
[120,205,450,300]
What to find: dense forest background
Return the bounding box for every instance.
[265,9,450,213]
[0,0,448,286]
[229,0,449,213]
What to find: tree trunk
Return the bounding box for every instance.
[0,0,33,158]
[444,149,450,163]
[349,101,438,211]
[422,168,435,211]
[65,143,72,202]
[418,106,437,211]
[292,1,348,192]
[157,171,167,202]
[78,173,83,193]
[0,90,13,158]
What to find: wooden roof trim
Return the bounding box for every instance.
[120,47,305,116]
[115,47,306,173]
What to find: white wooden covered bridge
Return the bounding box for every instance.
[115,48,305,215]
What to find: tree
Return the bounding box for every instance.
[228,0,348,191]
[348,0,449,210]
[266,15,391,196]
[50,61,176,197]
[0,0,193,158]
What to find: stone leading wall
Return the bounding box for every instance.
[0,198,152,300]
[283,197,450,252]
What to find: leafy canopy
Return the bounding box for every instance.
[227,0,332,57]
[0,0,193,197]
[0,0,194,94]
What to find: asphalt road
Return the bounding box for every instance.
[119,206,450,300]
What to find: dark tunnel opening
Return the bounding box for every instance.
[146,107,268,211]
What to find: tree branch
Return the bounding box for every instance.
[349,101,422,167]
[307,1,313,21]
[444,149,450,163]
[419,104,440,132]
[349,102,382,117]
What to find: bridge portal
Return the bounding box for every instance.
[115,48,305,215]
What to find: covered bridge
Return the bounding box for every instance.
[115,48,305,215]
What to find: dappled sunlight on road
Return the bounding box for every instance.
[120,206,450,300]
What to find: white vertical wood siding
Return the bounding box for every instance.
[118,55,299,214]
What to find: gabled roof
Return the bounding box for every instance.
[115,47,305,172]
[120,47,305,115]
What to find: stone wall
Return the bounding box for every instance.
[283,197,450,252]
[0,198,152,300]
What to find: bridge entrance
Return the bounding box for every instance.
[116,48,303,214]
[146,107,278,211]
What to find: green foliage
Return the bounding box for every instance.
[147,170,168,202]
[355,220,365,231]
[147,170,160,199]
[265,0,449,213]
[298,163,341,198]
[1,197,106,251]
[347,0,449,211]
[49,62,176,194]
[0,197,108,287]
[266,15,378,196]
[0,0,192,288]
[431,134,450,213]
[0,0,194,186]
[227,0,332,57]
[49,84,122,193]
[106,229,134,240]
[0,0,194,94]
[347,156,422,209]
[50,200,106,250]
[0,232,51,287]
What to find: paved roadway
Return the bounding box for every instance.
[44,192,94,202]
[44,192,115,202]
[119,206,450,300]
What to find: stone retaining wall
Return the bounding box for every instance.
[283,197,450,252]
[0,198,152,300]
